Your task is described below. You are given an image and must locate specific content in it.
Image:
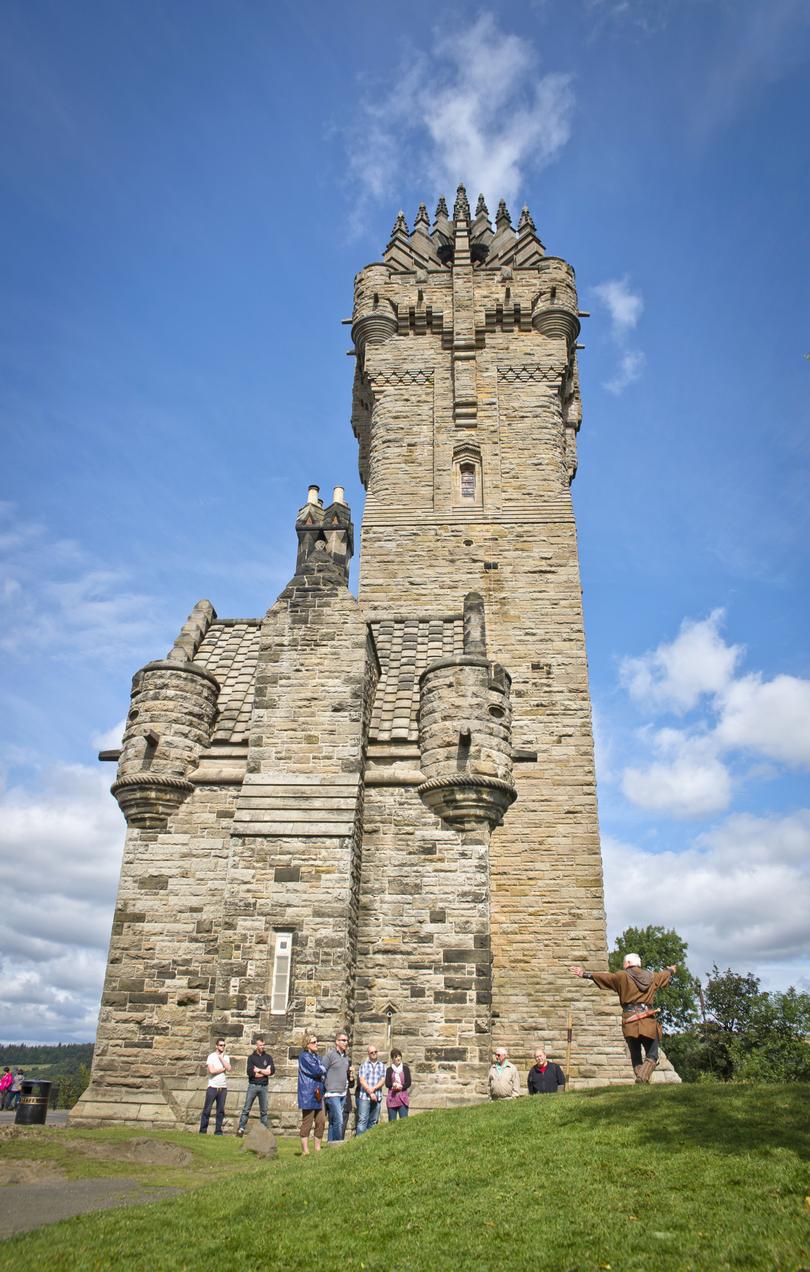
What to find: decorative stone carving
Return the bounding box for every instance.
[498,365,562,383]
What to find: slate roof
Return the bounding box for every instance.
[190,613,462,747]
[193,620,261,743]
[369,617,463,742]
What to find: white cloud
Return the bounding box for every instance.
[621,728,732,818]
[620,609,743,713]
[592,277,646,395]
[91,718,126,752]
[614,610,810,818]
[716,673,810,769]
[0,762,124,1043]
[592,277,644,336]
[603,810,810,985]
[604,350,645,395]
[346,13,575,218]
[0,503,163,661]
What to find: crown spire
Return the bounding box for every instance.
[453,183,471,224]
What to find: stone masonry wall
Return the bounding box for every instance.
[204,550,377,1130]
[72,782,237,1127]
[353,241,631,1086]
[354,785,492,1106]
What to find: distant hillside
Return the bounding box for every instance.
[0,1042,93,1078]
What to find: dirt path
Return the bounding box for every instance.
[0,1178,180,1238]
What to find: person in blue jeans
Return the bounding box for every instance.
[322,1030,352,1143]
[356,1044,385,1135]
[236,1037,275,1136]
[199,1038,231,1134]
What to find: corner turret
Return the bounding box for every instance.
[111,600,220,828]
[417,592,516,833]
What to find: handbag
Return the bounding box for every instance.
[314,1085,322,1102]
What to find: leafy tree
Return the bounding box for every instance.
[56,1063,91,1109]
[609,925,698,1032]
[703,966,761,1034]
[675,969,810,1083]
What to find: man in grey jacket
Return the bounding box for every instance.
[323,1030,352,1143]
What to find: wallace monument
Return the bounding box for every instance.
[73,186,670,1130]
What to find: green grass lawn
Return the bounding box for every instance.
[1,1085,808,1271]
[0,1123,298,1190]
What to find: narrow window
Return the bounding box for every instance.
[460,463,476,500]
[270,931,293,1014]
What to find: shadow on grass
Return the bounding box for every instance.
[577,1083,810,1160]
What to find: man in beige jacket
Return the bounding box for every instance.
[488,1046,521,1099]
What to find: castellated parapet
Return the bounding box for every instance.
[73,187,676,1134]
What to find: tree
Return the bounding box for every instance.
[681,969,810,1083]
[703,966,761,1034]
[609,925,698,1032]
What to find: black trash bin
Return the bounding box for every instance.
[15,1080,51,1126]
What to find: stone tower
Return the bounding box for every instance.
[72,187,649,1132]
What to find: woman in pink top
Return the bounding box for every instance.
[0,1068,13,1109]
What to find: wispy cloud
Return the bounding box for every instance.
[592,275,645,394]
[593,277,644,336]
[0,503,164,661]
[604,350,645,395]
[345,13,575,226]
[691,0,810,140]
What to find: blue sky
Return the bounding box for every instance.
[1,0,808,1042]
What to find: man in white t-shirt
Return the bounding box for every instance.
[199,1037,231,1134]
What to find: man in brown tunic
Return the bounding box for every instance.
[571,953,677,1083]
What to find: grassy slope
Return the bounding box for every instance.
[1,1085,808,1272]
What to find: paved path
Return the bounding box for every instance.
[0,1109,69,1128]
[0,1178,180,1239]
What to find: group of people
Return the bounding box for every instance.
[296,1031,413,1154]
[198,1032,564,1149]
[0,1068,24,1109]
[488,1046,566,1098]
[198,954,677,1142]
[199,1030,413,1153]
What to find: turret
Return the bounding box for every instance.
[111,600,220,828]
[417,593,516,832]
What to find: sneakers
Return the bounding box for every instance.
[236,1127,245,1137]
